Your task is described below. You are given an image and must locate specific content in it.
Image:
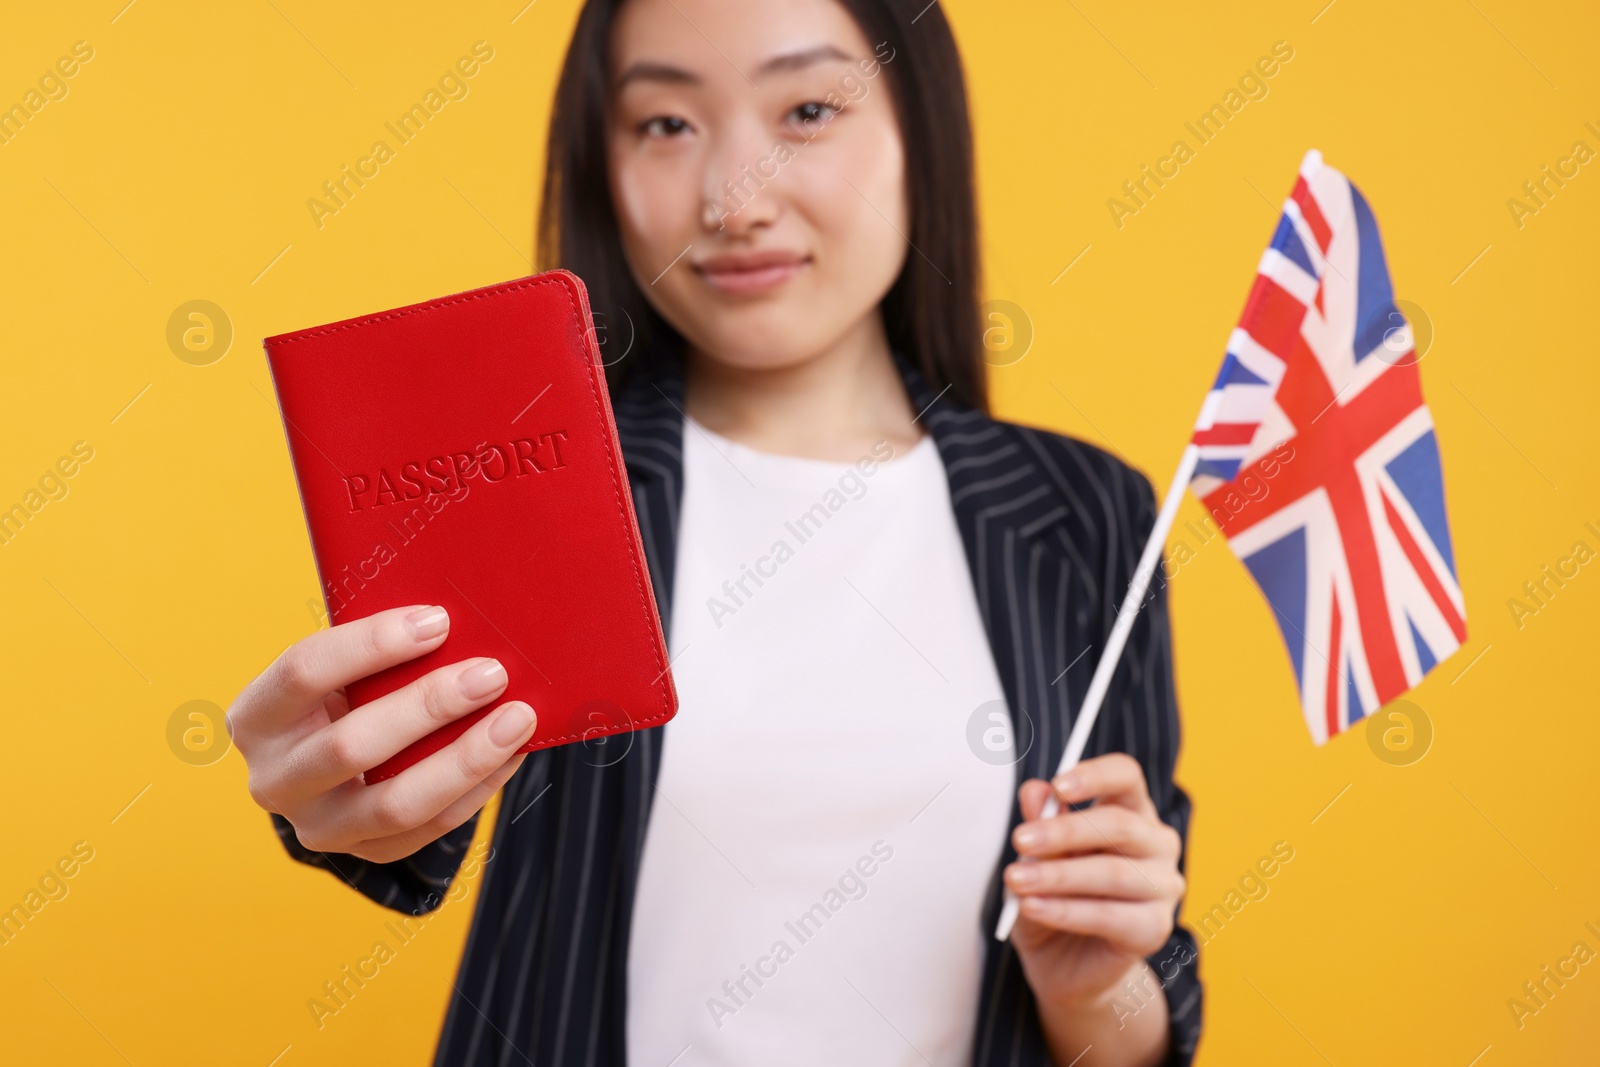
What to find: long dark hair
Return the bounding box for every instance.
[536,0,988,413]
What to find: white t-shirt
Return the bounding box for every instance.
[625,416,1017,1066]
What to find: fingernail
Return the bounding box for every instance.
[1054,772,1081,795]
[488,702,535,747]
[1007,864,1038,888]
[459,659,507,699]
[406,606,449,641]
[1014,827,1041,850]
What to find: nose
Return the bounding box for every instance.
[700,117,781,236]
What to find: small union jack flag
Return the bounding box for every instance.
[1191,150,1467,744]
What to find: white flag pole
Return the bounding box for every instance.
[994,442,1200,941]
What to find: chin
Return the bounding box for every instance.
[695,335,819,373]
[680,309,842,373]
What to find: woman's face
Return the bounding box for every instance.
[606,0,908,372]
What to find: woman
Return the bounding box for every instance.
[227,0,1201,1063]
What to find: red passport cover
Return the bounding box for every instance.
[263,271,676,783]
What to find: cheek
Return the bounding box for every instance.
[800,116,904,221]
[790,121,907,279]
[608,144,696,261]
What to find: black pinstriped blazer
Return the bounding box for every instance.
[270,352,1203,1065]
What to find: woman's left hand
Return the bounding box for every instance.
[1005,753,1185,1016]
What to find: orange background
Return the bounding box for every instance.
[1,1,1596,1064]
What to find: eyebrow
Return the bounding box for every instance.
[614,43,856,90]
[756,43,853,77]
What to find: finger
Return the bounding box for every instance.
[1012,804,1170,860]
[234,605,452,739]
[1004,854,1183,902]
[347,751,530,865]
[280,656,510,797]
[1018,778,1054,823]
[1049,753,1156,815]
[1017,896,1174,956]
[320,699,538,846]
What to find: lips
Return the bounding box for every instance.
[692,249,810,295]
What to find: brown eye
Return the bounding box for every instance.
[787,101,839,128]
[642,115,690,137]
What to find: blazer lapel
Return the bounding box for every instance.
[607,365,687,949]
[612,366,687,625]
[894,353,1086,795]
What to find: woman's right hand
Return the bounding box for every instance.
[226,604,539,864]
